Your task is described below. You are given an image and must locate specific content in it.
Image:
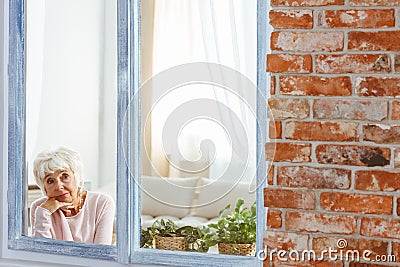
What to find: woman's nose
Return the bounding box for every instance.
[55,179,64,190]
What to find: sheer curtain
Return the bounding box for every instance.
[150,0,256,184]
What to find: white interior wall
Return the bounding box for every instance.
[26,0,117,191]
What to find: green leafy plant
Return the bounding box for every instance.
[141,219,210,252]
[206,199,256,245]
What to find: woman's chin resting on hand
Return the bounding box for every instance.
[30,146,115,245]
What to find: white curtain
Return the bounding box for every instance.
[26,0,46,185]
[150,0,256,184]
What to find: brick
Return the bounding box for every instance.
[356,77,400,97]
[315,54,391,73]
[350,0,400,6]
[286,212,357,234]
[355,170,400,191]
[271,260,344,267]
[316,145,390,167]
[312,237,388,259]
[361,218,400,239]
[269,120,282,139]
[264,188,315,209]
[267,54,312,73]
[349,263,394,267]
[271,32,344,52]
[265,231,308,251]
[268,98,310,119]
[349,31,400,51]
[268,165,274,185]
[395,55,400,73]
[266,142,311,162]
[398,199,400,216]
[364,124,400,144]
[285,121,359,141]
[271,0,344,6]
[277,166,351,189]
[267,209,282,228]
[271,76,276,95]
[269,10,313,29]
[280,76,352,96]
[392,101,400,120]
[395,148,400,168]
[318,9,395,28]
[314,99,387,121]
[392,242,400,262]
[320,192,393,214]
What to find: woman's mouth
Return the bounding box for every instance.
[58,193,68,199]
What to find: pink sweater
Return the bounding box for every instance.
[30,191,115,245]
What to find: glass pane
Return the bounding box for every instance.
[24,0,117,246]
[140,0,257,256]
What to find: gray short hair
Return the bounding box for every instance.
[33,146,84,193]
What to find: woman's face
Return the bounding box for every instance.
[43,169,79,203]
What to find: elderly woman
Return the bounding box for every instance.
[30,146,115,245]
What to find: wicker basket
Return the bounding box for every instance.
[154,236,186,251]
[218,243,256,256]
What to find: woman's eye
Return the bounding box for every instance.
[46,179,54,184]
[62,173,70,180]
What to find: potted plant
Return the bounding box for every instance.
[141,219,210,252]
[205,199,257,256]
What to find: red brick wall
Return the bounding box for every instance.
[265,1,400,266]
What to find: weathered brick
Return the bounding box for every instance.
[356,77,400,97]
[266,142,311,162]
[271,32,344,52]
[267,209,282,228]
[280,76,352,96]
[395,148,400,168]
[269,120,282,139]
[269,10,313,29]
[271,76,276,95]
[316,145,390,167]
[392,242,400,262]
[277,166,351,189]
[315,54,391,73]
[349,263,394,267]
[364,124,400,144]
[349,31,400,51]
[286,212,357,234]
[285,121,358,141]
[397,199,400,216]
[313,99,388,121]
[320,192,393,214]
[361,218,400,239]
[318,9,395,28]
[350,0,400,6]
[312,237,388,259]
[271,0,344,6]
[265,231,308,251]
[392,101,400,120]
[268,98,310,119]
[268,165,274,185]
[395,55,400,73]
[355,170,400,191]
[267,54,312,73]
[264,188,315,209]
[271,260,344,267]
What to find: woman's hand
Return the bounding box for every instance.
[40,198,74,215]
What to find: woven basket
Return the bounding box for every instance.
[218,243,256,256]
[154,236,186,251]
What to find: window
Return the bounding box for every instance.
[5,0,268,266]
